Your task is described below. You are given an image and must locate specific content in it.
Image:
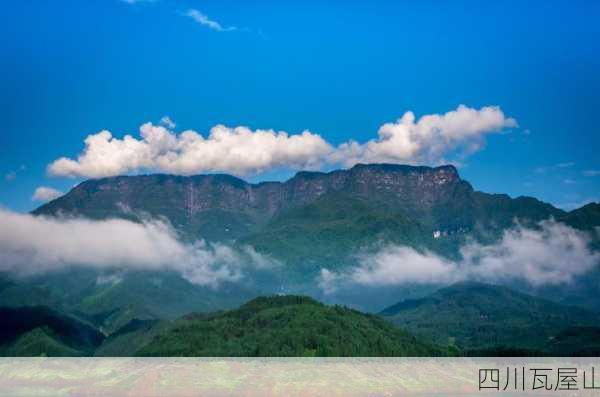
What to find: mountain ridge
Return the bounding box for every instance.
[32,162,597,273]
[33,163,571,245]
[33,163,468,219]
[380,281,600,353]
[0,305,105,356]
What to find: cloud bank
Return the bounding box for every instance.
[319,220,599,293]
[32,186,63,202]
[0,209,272,287]
[48,105,516,178]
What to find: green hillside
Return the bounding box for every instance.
[138,295,442,356]
[0,327,80,357]
[240,193,430,270]
[380,282,600,353]
[547,326,600,356]
[95,319,169,356]
[3,289,599,357]
[0,306,104,356]
[0,270,258,334]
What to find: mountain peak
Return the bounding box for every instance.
[348,163,460,183]
[289,163,461,181]
[350,162,458,173]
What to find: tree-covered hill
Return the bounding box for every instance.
[0,269,258,335]
[138,295,443,356]
[3,288,599,357]
[546,326,600,356]
[94,318,168,356]
[380,282,600,354]
[0,306,104,356]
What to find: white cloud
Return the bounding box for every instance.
[352,246,460,286]
[48,123,332,178]
[319,220,599,293]
[159,116,176,129]
[317,269,342,295]
[0,209,272,287]
[32,186,64,202]
[184,9,236,32]
[461,220,598,286]
[583,170,600,177]
[330,105,516,167]
[319,247,461,294]
[48,105,516,178]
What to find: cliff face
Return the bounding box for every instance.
[283,164,465,208]
[35,164,463,215]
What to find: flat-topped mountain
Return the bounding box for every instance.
[34,164,575,253]
[34,164,469,234]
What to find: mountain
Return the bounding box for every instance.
[33,163,572,270]
[560,202,600,233]
[137,295,442,356]
[0,269,259,334]
[380,282,600,354]
[1,327,82,357]
[0,306,104,356]
[21,163,600,326]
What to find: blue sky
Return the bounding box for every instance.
[1,0,599,212]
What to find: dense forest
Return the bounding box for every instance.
[138,295,442,356]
